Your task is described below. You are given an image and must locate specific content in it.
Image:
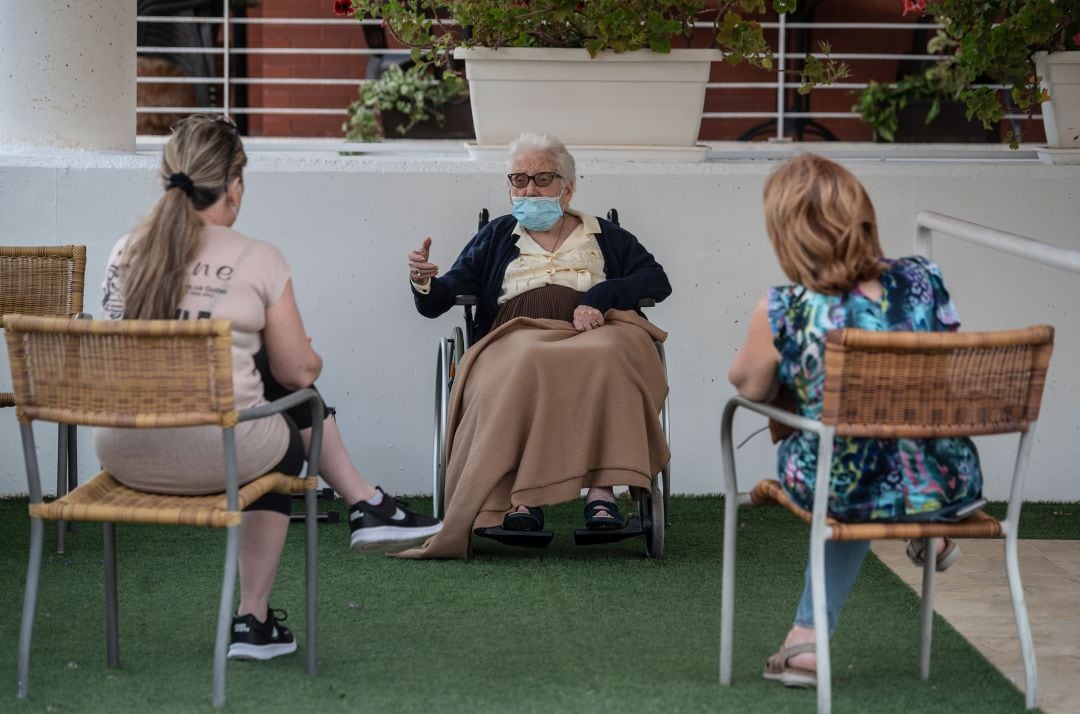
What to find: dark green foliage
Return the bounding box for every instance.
[344,64,467,142]
[869,0,1080,148]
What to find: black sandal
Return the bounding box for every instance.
[584,499,624,530]
[503,506,544,532]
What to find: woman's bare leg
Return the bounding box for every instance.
[300,414,376,505]
[237,510,290,621]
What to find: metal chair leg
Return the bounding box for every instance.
[306,486,318,677]
[55,425,69,553]
[918,538,937,679]
[17,518,44,698]
[66,425,78,533]
[811,534,832,714]
[719,489,738,685]
[213,526,240,708]
[104,522,120,667]
[1005,535,1039,709]
[718,402,739,686]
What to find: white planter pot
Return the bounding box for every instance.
[1034,51,1080,148]
[453,47,721,148]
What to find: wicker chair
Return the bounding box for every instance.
[4,315,322,708]
[719,325,1054,714]
[1,245,89,553]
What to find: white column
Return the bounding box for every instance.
[0,0,134,150]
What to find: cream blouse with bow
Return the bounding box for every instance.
[498,209,605,304]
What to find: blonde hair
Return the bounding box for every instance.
[122,115,247,319]
[763,153,884,294]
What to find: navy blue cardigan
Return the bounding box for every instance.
[412,213,672,341]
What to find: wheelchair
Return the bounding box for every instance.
[431,208,671,558]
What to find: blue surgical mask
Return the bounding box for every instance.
[511,195,564,231]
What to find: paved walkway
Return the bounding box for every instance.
[874,540,1080,714]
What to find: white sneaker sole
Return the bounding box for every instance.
[350,522,443,554]
[227,641,297,661]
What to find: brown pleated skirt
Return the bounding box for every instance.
[491,285,585,328]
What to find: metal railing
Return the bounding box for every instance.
[136,10,1040,138]
[914,211,1080,275]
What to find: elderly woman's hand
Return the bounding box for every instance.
[573,305,605,332]
[408,237,439,286]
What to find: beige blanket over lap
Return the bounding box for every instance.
[396,309,670,559]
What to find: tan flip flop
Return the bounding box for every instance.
[762,642,817,688]
[906,537,962,572]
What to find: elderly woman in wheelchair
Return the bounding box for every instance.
[400,131,671,558]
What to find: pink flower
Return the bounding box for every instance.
[332,0,354,17]
[901,0,928,15]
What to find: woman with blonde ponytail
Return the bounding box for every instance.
[95,116,440,662]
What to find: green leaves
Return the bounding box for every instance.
[853,65,967,142]
[913,0,1080,147]
[344,64,467,142]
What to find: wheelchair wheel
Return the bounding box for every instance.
[655,339,671,528]
[641,468,666,559]
[432,327,466,520]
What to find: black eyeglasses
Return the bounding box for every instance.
[216,115,240,190]
[507,172,562,189]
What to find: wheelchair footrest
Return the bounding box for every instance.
[573,518,644,545]
[473,527,554,548]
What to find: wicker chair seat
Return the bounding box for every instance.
[29,471,316,528]
[0,392,13,408]
[749,479,1002,540]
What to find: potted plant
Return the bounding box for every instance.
[853,62,996,143]
[895,0,1080,148]
[344,63,471,142]
[337,0,847,149]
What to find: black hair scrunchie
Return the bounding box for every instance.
[167,172,196,199]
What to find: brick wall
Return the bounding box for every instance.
[244,0,371,137]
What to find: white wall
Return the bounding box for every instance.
[1,147,1078,501]
[0,1,134,150]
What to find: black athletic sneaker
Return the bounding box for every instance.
[349,487,443,553]
[227,608,297,661]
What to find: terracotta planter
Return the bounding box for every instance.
[1034,51,1080,148]
[452,47,720,147]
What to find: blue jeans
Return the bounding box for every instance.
[793,540,871,635]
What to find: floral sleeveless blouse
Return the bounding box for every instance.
[767,256,982,521]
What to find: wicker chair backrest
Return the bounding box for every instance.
[821,325,1054,438]
[3,316,236,428]
[0,245,87,317]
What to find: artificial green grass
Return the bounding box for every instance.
[0,496,1061,713]
[981,501,1079,539]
